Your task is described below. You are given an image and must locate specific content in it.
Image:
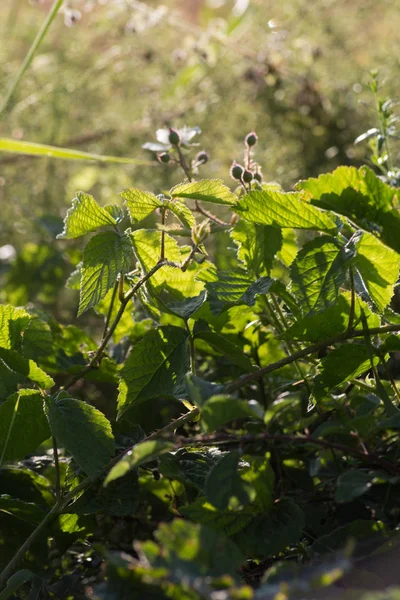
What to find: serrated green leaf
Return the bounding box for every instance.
[313,344,379,400]
[297,165,400,253]
[235,189,337,233]
[231,221,283,276]
[0,305,30,350]
[46,396,115,477]
[79,231,133,316]
[206,451,250,510]
[241,454,275,511]
[284,293,380,343]
[0,347,54,391]
[22,318,53,359]
[121,188,162,223]
[117,325,189,418]
[335,470,374,503]
[290,236,354,315]
[171,179,237,205]
[194,330,256,372]
[70,470,139,516]
[354,231,400,311]
[0,389,50,464]
[0,495,45,525]
[130,229,206,302]
[57,191,116,239]
[105,440,174,485]
[200,271,273,316]
[158,449,217,491]
[0,569,38,600]
[164,199,196,229]
[180,499,253,536]
[200,395,263,432]
[233,497,304,558]
[104,204,125,223]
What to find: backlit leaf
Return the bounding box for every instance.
[57,191,116,239]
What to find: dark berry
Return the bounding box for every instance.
[254,171,262,182]
[243,170,253,183]
[230,162,244,180]
[245,131,258,147]
[157,152,170,163]
[168,128,181,145]
[195,151,209,164]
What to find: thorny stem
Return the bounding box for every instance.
[160,206,167,261]
[176,145,192,182]
[347,267,356,333]
[194,202,229,226]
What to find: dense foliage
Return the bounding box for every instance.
[1,123,400,599]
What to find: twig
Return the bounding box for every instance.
[101,279,119,342]
[226,323,400,393]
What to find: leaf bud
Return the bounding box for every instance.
[242,170,253,183]
[168,128,181,146]
[245,131,258,147]
[157,152,171,163]
[191,219,210,245]
[230,162,244,180]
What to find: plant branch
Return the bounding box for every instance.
[167,431,400,475]
[226,323,400,393]
[101,279,119,342]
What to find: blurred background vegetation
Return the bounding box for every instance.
[1,0,399,317]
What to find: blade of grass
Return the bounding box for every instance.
[0,138,154,166]
[0,0,64,115]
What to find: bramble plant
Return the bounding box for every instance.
[2,124,400,600]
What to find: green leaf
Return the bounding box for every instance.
[57,191,117,239]
[163,199,196,229]
[79,231,133,316]
[241,455,275,511]
[194,330,256,372]
[130,229,206,301]
[180,499,253,536]
[0,305,30,350]
[171,179,237,205]
[0,347,54,391]
[105,440,174,485]
[121,188,162,223]
[21,318,53,359]
[335,470,374,503]
[69,470,139,516]
[45,396,115,477]
[313,344,379,400]
[231,221,283,276]
[200,271,273,316]
[117,325,189,418]
[235,189,337,233]
[310,520,386,556]
[297,165,400,253]
[205,450,250,510]
[200,395,263,432]
[283,293,380,343]
[290,236,355,315]
[233,497,305,558]
[0,495,45,525]
[0,138,151,165]
[159,449,218,492]
[354,231,400,311]
[0,569,38,600]
[0,390,50,464]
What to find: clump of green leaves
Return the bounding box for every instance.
[1,128,400,599]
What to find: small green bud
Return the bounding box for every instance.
[168,128,181,146]
[157,152,171,163]
[191,219,210,245]
[230,162,244,180]
[245,131,258,147]
[242,170,253,183]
